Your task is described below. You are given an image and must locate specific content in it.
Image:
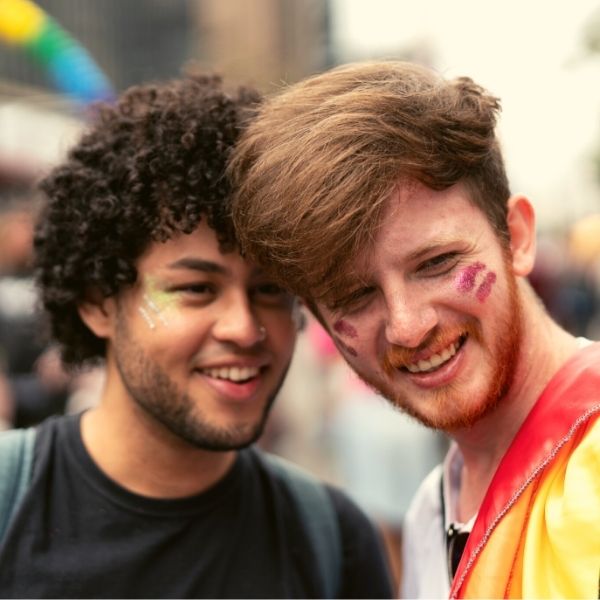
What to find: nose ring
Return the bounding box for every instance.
[258,326,267,341]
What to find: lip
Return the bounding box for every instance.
[403,336,467,389]
[194,368,265,402]
[195,358,269,370]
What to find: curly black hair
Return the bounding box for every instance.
[34,73,261,367]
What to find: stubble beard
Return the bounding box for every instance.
[113,313,287,451]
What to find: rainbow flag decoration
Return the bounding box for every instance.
[0,0,115,104]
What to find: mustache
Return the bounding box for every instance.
[381,321,482,377]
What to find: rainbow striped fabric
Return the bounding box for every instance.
[450,343,600,599]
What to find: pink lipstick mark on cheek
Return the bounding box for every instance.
[476,271,497,302]
[333,319,358,338]
[456,261,485,293]
[334,335,358,357]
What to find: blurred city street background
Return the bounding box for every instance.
[1,0,600,588]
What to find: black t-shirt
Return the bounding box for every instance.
[0,414,393,598]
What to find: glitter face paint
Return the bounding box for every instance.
[455,261,497,303]
[143,293,169,326]
[333,319,358,339]
[145,276,180,312]
[476,271,497,302]
[455,261,485,293]
[137,276,181,331]
[138,305,156,330]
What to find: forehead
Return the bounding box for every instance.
[353,181,492,272]
[136,220,255,276]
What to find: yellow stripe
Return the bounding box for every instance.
[522,416,600,598]
[0,0,46,44]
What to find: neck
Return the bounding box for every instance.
[81,377,236,499]
[452,281,580,521]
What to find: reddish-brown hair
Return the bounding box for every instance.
[229,60,510,302]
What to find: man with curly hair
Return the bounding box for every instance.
[229,61,600,598]
[0,74,393,598]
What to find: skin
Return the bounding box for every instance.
[316,181,579,520]
[78,220,298,498]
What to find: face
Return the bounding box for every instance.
[317,181,524,432]
[106,220,298,450]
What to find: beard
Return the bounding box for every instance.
[355,259,523,432]
[112,311,287,452]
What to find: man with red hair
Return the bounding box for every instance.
[230,60,600,598]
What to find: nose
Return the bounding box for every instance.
[383,291,438,349]
[211,294,265,348]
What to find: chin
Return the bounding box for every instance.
[177,417,268,451]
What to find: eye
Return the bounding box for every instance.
[170,282,217,300]
[418,252,460,276]
[255,282,286,296]
[252,282,293,307]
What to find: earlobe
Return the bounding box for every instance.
[506,195,536,277]
[78,294,116,340]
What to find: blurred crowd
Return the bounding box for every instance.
[528,215,600,340]
[0,183,103,431]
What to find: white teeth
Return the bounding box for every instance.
[201,366,260,382]
[406,341,459,374]
[429,353,444,368]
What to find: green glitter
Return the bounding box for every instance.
[144,276,180,312]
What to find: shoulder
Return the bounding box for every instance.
[251,449,394,598]
[251,449,375,531]
[520,413,600,597]
[324,482,395,598]
[548,413,600,538]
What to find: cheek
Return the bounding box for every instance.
[475,272,497,302]
[455,262,497,303]
[333,318,358,338]
[138,293,183,331]
[333,335,358,357]
[331,317,360,357]
[264,314,298,357]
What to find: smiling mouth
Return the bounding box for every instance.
[403,334,467,374]
[197,366,262,383]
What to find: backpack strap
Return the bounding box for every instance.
[266,453,342,599]
[0,427,36,541]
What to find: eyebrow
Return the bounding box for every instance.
[166,258,268,280]
[166,258,229,275]
[405,237,461,263]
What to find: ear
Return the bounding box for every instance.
[506,195,536,277]
[77,293,117,341]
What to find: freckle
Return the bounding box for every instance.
[476,271,497,302]
[333,319,358,338]
[335,336,358,357]
[456,261,485,293]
